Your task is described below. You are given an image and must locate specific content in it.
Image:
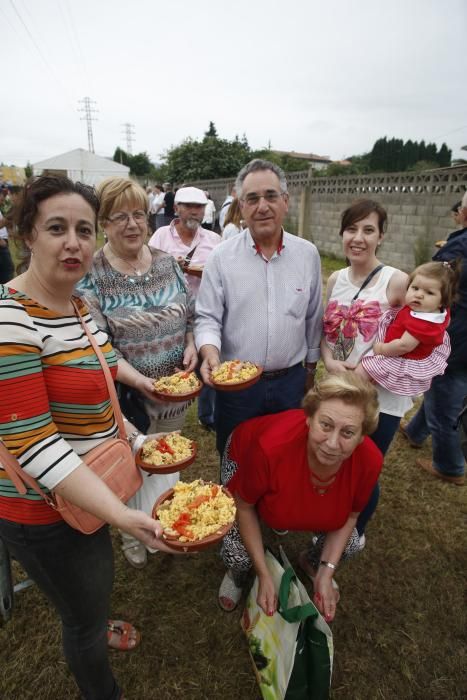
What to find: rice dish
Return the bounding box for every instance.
[153,371,200,394]
[212,360,258,384]
[140,433,193,466]
[156,479,236,542]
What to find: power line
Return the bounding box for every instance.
[78,97,98,153]
[64,0,94,95]
[122,123,136,155]
[8,0,76,112]
[430,125,467,141]
[8,0,73,109]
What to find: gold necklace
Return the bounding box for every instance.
[107,244,145,276]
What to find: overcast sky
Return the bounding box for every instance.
[2,0,467,168]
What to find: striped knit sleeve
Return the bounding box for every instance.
[0,298,83,489]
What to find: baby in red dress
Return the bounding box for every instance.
[356,261,460,396]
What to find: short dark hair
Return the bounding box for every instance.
[12,176,99,273]
[339,199,388,237]
[15,175,99,239]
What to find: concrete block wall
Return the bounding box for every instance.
[192,166,467,266]
[297,190,461,271]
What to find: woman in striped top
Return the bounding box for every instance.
[0,176,174,700]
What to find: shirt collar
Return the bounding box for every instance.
[170,219,201,247]
[247,228,285,259]
[409,309,447,324]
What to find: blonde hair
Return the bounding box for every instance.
[97,177,148,223]
[223,198,242,229]
[303,372,379,436]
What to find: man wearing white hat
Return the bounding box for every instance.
[149,186,221,430]
[149,186,221,297]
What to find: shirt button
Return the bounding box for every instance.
[11,414,18,421]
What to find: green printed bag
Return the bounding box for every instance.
[241,547,333,700]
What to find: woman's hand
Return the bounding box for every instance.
[257,571,278,617]
[324,358,356,374]
[312,570,340,623]
[182,343,198,372]
[118,507,181,554]
[134,375,163,403]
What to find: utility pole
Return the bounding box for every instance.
[78,97,98,153]
[122,123,135,155]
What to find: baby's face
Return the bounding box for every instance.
[406,274,442,313]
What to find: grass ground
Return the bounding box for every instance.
[1,254,466,699]
[1,403,466,700]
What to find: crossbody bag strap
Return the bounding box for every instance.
[351,264,384,302]
[0,301,129,503]
[71,299,127,440]
[0,439,55,504]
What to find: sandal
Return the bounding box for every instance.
[218,569,243,612]
[121,541,147,569]
[107,620,141,651]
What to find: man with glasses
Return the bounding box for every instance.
[195,159,323,457]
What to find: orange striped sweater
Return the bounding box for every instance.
[0,286,118,524]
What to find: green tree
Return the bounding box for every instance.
[204,121,218,138]
[129,152,153,176]
[163,127,252,182]
[113,147,131,167]
[249,148,308,172]
[24,162,33,178]
[437,143,451,167]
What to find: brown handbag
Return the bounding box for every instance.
[0,302,143,534]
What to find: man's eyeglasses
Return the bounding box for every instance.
[107,210,147,227]
[241,191,284,206]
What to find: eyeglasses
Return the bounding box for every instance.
[107,210,147,227]
[241,191,284,206]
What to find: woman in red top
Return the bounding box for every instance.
[219,373,382,623]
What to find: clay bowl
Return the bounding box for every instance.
[152,485,236,553]
[136,439,197,475]
[152,373,203,402]
[212,364,263,392]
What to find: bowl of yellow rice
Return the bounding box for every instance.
[152,479,236,552]
[152,371,202,402]
[211,360,262,392]
[136,433,197,475]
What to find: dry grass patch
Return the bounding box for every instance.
[1,403,466,700]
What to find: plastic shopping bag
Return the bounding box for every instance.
[241,547,333,700]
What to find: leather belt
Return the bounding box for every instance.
[262,363,301,380]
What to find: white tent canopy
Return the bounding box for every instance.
[32,148,130,186]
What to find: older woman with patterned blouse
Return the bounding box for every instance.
[77,177,197,568]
